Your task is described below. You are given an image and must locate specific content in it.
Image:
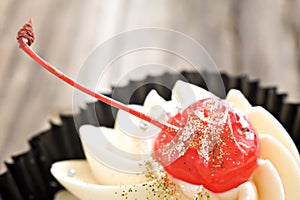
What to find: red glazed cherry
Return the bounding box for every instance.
[153,98,260,193]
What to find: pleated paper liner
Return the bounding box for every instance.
[0,71,299,200]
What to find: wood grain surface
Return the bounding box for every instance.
[0,0,299,172]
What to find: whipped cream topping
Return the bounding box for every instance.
[51,80,300,200]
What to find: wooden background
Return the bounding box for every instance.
[0,0,299,172]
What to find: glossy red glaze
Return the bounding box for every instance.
[154,98,260,193]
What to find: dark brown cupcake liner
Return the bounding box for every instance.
[0,71,299,200]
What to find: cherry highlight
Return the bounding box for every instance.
[17,20,179,133]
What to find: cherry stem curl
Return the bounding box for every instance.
[17,20,179,133]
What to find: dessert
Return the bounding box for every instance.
[51,81,300,199]
[12,20,300,199]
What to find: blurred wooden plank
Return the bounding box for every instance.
[239,0,299,102]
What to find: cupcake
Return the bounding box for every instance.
[1,72,299,199]
[48,78,299,200]
[0,20,299,199]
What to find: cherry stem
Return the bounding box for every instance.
[17,20,179,133]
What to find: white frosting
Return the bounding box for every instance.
[246,106,300,166]
[171,80,216,110]
[54,190,79,200]
[51,80,300,200]
[51,160,165,200]
[226,89,252,112]
[251,159,284,199]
